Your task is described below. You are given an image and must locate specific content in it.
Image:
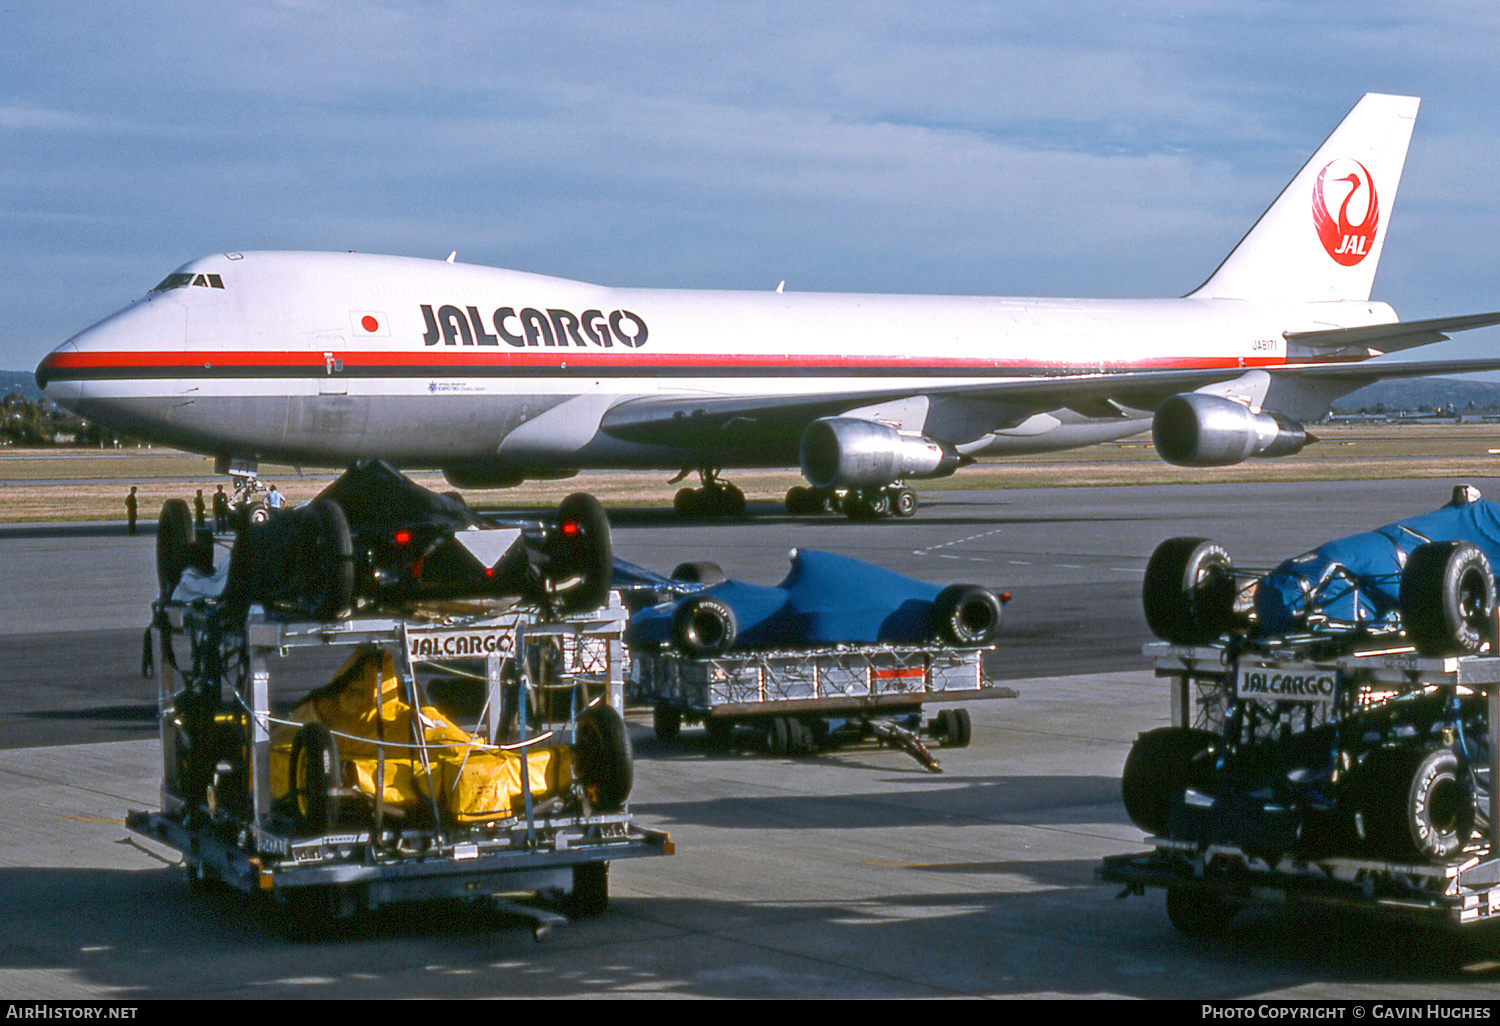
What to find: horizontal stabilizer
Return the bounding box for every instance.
[1286,311,1500,352]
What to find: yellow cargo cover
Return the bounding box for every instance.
[270,648,572,822]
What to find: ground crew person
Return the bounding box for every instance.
[126,486,138,534]
[267,484,284,514]
[213,485,230,533]
[194,489,206,531]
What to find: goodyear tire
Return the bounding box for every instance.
[1142,537,1238,645]
[156,499,195,596]
[554,493,613,614]
[1121,727,1219,836]
[931,584,1004,646]
[1358,746,1475,862]
[671,595,738,656]
[306,499,354,620]
[574,704,633,811]
[671,561,726,586]
[1401,541,1496,657]
[289,723,342,836]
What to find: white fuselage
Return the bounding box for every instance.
[37,250,1395,479]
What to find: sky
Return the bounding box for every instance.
[4,1,1500,373]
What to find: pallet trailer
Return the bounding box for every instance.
[129,594,671,937]
[1098,640,1500,934]
[630,643,1016,770]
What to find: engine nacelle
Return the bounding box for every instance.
[799,417,964,489]
[442,466,578,490]
[1152,393,1309,467]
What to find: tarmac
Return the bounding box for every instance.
[5,478,1500,999]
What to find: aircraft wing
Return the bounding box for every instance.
[599,313,1500,448]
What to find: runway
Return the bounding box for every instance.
[4,477,1500,998]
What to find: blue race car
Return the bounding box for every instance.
[624,548,1006,655]
[1143,484,1499,656]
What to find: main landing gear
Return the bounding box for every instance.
[673,468,746,518]
[785,483,919,520]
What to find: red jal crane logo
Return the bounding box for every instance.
[1312,159,1379,266]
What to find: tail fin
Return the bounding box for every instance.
[1189,93,1418,303]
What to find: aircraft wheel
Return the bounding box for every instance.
[1141,537,1238,645]
[892,487,918,517]
[156,499,195,597]
[247,501,270,525]
[574,705,633,811]
[674,487,701,517]
[1401,541,1496,657]
[710,483,745,517]
[785,486,813,515]
[867,490,891,517]
[289,723,342,836]
[554,493,614,614]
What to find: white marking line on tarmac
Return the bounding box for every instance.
[913,527,1008,557]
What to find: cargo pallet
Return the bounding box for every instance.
[1098,639,1500,935]
[130,595,671,938]
[630,643,1016,770]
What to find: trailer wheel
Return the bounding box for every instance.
[574,705,633,811]
[931,584,1004,646]
[564,862,609,918]
[767,716,791,756]
[1401,541,1496,657]
[672,595,738,656]
[1358,746,1475,862]
[1165,886,1238,938]
[289,723,342,835]
[705,717,734,748]
[653,705,682,742]
[554,493,613,614]
[156,499,195,596]
[1142,537,1237,644]
[1121,727,1218,836]
[937,708,972,748]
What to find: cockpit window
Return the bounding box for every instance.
[152,272,224,292]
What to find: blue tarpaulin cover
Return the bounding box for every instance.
[625,549,946,649]
[1253,492,1500,634]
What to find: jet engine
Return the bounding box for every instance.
[799,417,964,489]
[1152,393,1309,467]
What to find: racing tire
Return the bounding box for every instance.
[671,595,738,657]
[564,862,609,918]
[305,499,355,621]
[1165,886,1239,938]
[1400,541,1497,658]
[1121,727,1219,836]
[289,723,342,836]
[653,705,682,743]
[1142,537,1238,645]
[156,499,195,596]
[554,493,614,614]
[892,487,919,518]
[1358,746,1475,862]
[573,704,633,811]
[671,561,727,586]
[931,584,1004,646]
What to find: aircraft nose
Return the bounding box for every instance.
[36,297,187,401]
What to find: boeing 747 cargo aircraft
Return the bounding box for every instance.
[36,94,1500,518]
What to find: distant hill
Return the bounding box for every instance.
[0,369,43,403]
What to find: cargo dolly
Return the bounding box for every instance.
[630,643,1016,771]
[129,594,671,938]
[1099,639,1500,936]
